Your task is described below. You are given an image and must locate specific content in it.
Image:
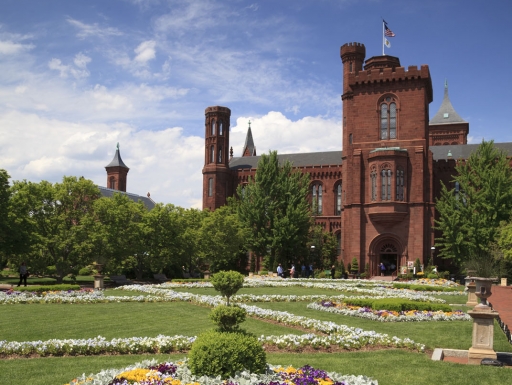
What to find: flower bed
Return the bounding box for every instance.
[65,359,378,385]
[307,301,471,322]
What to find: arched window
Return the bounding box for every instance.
[109,176,116,189]
[335,183,342,215]
[370,168,377,201]
[210,146,215,163]
[219,121,223,135]
[208,178,213,197]
[211,119,215,136]
[380,97,397,140]
[312,183,322,214]
[381,168,392,201]
[396,167,404,201]
[218,146,222,163]
[349,133,353,144]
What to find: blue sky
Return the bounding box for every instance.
[1,0,511,208]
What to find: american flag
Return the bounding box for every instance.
[384,24,395,37]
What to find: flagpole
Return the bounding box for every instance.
[382,20,385,55]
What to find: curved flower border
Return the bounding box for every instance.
[65,359,378,385]
[307,302,471,322]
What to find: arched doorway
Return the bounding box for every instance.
[368,234,404,277]
[379,243,398,276]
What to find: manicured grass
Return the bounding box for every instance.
[253,301,512,352]
[1,302,303,342]
[2,351,511,385]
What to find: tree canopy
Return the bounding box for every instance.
[435,140,512,268]
[235,151,311,270]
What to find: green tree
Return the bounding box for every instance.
[198,206,249,273]
[235,151,311,270]
[0,170,12,260]
[9,176,101,282]
[435,140,512,268]
[308,225,338,269]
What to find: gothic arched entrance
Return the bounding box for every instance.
[368,234,404,277]
[379,243,398,276]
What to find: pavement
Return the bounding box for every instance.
[489,285,512,344]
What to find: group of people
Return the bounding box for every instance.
[276,263,315,278]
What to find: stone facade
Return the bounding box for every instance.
[201,41,509,276]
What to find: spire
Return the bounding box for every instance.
[241,120,256,157]
[429,80,467,125]
[105,143,129,168]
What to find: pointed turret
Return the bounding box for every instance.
[242,121,256,157]
[105,143,129,191]
[430,81,467,125]
[429,81,469,146]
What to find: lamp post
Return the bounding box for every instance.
[430,246,435,267]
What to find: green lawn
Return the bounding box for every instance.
[1,301,303,342]
[2,283,511,385]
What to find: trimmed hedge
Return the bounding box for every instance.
[392,283,458,292]
[11,284,81,293]
[342,297,452,312]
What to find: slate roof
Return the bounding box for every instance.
[229,151,343,170]
[431,142,512,160]
[105,146,129,169]
[429,81,467,125]
[242,126,256,156]
[98,186,156,210]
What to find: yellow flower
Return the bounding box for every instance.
[116,368,161,382]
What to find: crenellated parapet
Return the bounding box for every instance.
[349,65,430,84]
[340,42,366,63]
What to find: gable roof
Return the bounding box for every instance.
[229,151,342,170]
[98,186,156,210]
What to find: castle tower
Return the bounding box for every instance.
[429,80,468,146]
[202,106,232,210]
[340,41,434,276]
[241,121,257,157]
[105,143,129,192]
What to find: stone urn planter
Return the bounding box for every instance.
[467,277,500,364]
[93,264,104,290]
[472,277,495,310]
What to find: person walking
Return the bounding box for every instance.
[379,262,386,277]
[18,262,28,287]
[330,265,336,279]
[277,263,284,278]
[289,264,296,279]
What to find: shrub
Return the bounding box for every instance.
[210,270,245,305]
[351,257,359,273]
[78,266,94,276]
[209,305,247,332]
[188,330,266,378]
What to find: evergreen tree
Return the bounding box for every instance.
[235,151,311,270]
[435,140,512,267]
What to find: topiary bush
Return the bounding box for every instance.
[209,305,247,332]
[188,330,266,378]
[210,270,245,305]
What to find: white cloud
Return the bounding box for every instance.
[90,85,133,111]
[134,40,156,64]
[67,18,123,39]
[48,53,91,79]
[0,40,34,55]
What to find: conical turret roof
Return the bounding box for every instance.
[242,121,256,157]
[105,143,129,168]
[430,81,467,125]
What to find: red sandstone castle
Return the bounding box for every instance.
[202,42,511,276]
